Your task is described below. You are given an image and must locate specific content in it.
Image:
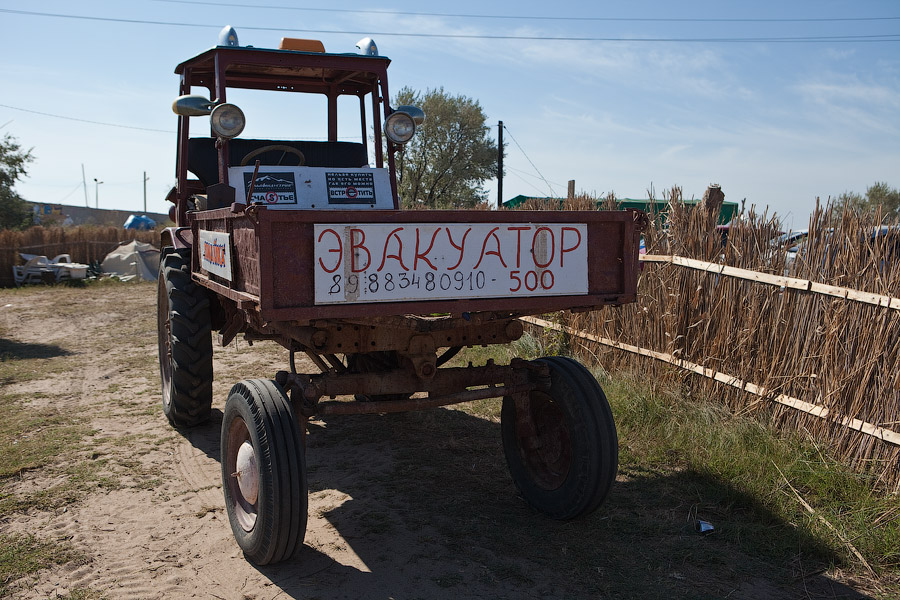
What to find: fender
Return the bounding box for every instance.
[160,226,193,251]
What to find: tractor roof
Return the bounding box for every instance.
[175,45,392,96]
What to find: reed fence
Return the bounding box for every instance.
[519,192,900,491]
[0,226,161,287]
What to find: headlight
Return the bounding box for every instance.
[384,111,416,145]
[210,103,245,139]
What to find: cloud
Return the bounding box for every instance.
[792,73,900,134]
[796,77,900,110]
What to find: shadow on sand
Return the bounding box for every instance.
[179,402,877,600]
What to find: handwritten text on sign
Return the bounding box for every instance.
[313,223,588,304]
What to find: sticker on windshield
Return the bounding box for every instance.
[326,172,375,204]
[243,172,297,205]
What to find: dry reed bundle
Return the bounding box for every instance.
[536,193,900,491]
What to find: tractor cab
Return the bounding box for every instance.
[168,28,423,224]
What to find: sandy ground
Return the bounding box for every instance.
[0,282,566,600]
[0,282,891,600]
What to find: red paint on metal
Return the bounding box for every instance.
[192,208,639,323]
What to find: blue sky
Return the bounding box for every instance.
[1,1,898,228]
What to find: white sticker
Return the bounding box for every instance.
[228,166,394,210]
[198,229,232,281]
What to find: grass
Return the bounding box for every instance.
[0,388,122,514]
[309,344,900,599]
[0,283,164,596]
[0,534,87,597]
[605,370,900,573]
[487,334,900,574]
[0,393,91,480]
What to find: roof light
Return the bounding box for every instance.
[356,37,378,56]
[218,25,239,47]
[279,38,325,52]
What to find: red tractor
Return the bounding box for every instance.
[158,28,645,565]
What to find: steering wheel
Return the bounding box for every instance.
[240,144,306,167]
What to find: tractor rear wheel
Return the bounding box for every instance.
[157,248,213,427]
[221,379,307,565]
[501,356,618,520]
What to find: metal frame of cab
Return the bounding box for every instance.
[170,45,400,227]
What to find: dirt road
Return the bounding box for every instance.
[2,282,588,599]
[0,282,885,599]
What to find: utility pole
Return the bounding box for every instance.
[93,178,103,209]
[497,120,503,210]
[82,164,88,207]
[143,171,149,213]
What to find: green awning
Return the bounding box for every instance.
[502,195,739,225]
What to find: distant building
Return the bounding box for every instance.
[27,202,171,228]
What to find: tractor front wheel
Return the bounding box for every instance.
[221,379,307,565]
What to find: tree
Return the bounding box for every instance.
[865,181,900,215]
[392,87,498,209]
[0,134,34,230]
[832,181,900,218]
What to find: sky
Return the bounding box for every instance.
[1,0,898,229]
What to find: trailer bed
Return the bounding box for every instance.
[189,207,642,322]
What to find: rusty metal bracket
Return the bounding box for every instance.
[275,358,548,418]
[317,383,536,415]
[219,307,245,347]
[404,334,437,379]
[259,317,523,357]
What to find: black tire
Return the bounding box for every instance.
[221,379,307,565]
[157,248,213,427]
[501,356,618,520]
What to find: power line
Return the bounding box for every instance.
[506,165,565,189]
[0,103,171,133]
[507,170,556,198]
[57,182,84,203]
[2,9,898,43]
[502,125,557,198]
[153,0,900,24]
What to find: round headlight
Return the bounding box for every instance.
[384,111,416,145]
[210,103,245,139]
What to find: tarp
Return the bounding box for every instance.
[101,240,160,281]
[124,214,156,231]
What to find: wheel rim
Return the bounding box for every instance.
[225,416,258,532]
[515,391,571,490]
[157,277,174,410]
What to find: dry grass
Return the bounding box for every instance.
[521,193,900,491]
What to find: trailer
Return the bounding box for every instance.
[158,28,646,565]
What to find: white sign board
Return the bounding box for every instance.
[228,166,394,210]
[198,229,233,281]
[313,223,588,304]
